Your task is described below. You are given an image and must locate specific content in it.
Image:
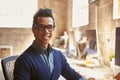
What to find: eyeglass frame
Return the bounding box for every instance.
[34,24,55,32]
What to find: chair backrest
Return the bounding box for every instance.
[1,55,18,80]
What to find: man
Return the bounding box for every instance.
[13,8,86,80]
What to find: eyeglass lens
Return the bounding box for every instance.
[36,24,55,32]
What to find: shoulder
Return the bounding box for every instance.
[16,45,37,63]
[52,47,66,54]
[52,47,66,59]
[52,47,63,55]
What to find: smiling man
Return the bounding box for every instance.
[13,8,87,80]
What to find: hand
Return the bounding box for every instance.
[115,73,120,80]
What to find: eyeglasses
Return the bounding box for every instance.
[34,24,55,32]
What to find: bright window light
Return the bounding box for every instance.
[113,0,120,19]
[0,0,38,28]
[72,0,89,28]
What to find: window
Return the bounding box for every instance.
[0,0,37,28]
[113,0,120,19]
[72,0,89,28]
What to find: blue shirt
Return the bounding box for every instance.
[32,41,54,73]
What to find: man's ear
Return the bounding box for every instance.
[32,26,35,33]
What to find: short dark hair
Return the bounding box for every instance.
[32,8,55,27]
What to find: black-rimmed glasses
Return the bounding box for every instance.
[34,24,55,32]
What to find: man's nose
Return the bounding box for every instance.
[44,28,50,33]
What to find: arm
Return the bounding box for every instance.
[60,51,86,80]
[13,55,31,80]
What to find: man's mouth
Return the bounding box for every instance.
[43,35,50,40]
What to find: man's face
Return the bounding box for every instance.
[33,17,54,46]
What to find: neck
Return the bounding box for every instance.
[35,40,48,49]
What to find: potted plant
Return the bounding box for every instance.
[109,53,115,68]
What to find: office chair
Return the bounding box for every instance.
[1,55,18,80]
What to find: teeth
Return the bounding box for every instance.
[42,34,50,40]
[43,36,49,40]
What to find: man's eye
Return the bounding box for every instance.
[47,26,52,28]
[38,25,43,27]
[48,25,53,28]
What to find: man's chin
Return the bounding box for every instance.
[43,41,49,44]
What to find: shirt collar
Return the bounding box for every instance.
[32,40,52,54]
